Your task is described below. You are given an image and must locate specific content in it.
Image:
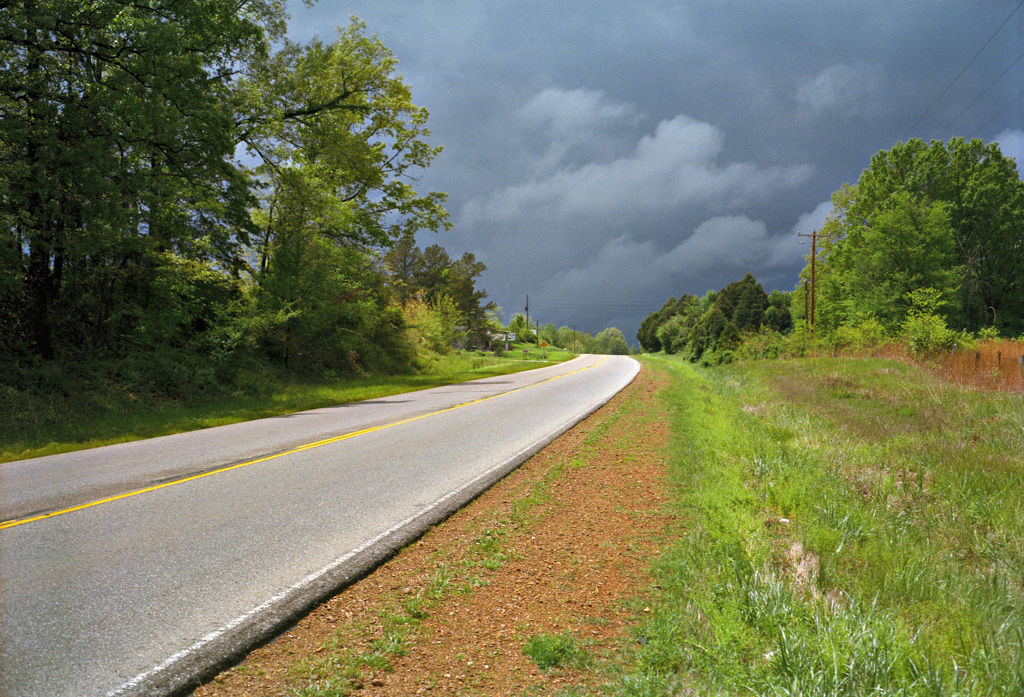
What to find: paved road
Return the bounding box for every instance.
[0,354,638,696]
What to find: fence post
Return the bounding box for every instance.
[997,351,1001,370]
[1019,355,1023,382]
[975,352,981,372]
[950,343,957,361]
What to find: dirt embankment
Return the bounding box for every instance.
[195,364,673,696]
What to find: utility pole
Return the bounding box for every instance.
[797,229,818,334]
[525,294,529,341]
[571,325,577,353]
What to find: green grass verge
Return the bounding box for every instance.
[0,350,575,464]
[524,632,593,671]
[613,354,1024,695]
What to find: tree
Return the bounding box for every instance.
[765,290,793,333]
[823,192,961,330]
[720,273,767,332]
[239,20,451,373]
[382,242,494,332]
[637,294,696,352]
[594,327,630,355]
[507,313,533,341]
[238,20,449,254]
[814,138,1024,334]
[1,0,282,358]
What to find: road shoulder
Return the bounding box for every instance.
[194,363,673,696]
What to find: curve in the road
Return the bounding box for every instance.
[0,357,606,533]
[0,354,640,697]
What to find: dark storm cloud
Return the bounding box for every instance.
[284,0,1024,340]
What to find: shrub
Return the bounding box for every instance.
[902,288,956,354]
[829,316,888,353]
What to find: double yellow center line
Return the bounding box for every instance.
[0,357,605,531]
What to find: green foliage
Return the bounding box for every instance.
[1,0,282,358]
[642,274,784,364]
[238,19,449,249]
[523,633,591,671]
[405,294,465,355]
[0,7,454,397]
[507,313,535,343]
[656,315,690,355]
[812,138,1024,335]
[595,327,631,355]
[765,291,794,334]
[821,193,961,332]
[638,295,696,352]
[901,288,957,354]
[383,239,494,330]
[828,315,889,353]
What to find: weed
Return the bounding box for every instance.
[523,632,591,671]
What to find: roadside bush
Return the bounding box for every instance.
[901,289,956,354]
[657,315,689,355]
[735,327,789,360]
[828,316,888,353]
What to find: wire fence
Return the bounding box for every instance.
[862,340,1024,393]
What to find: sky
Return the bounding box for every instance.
[284,0,1024,342]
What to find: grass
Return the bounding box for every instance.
[934,339,1024,392]
[610,354,1024,695]
[523,632,592,671]
[0,350,575,463]
[272,358,654,696]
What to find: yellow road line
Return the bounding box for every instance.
[0,357,607,531]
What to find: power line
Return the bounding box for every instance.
[970,84,1024,138]
[939,47,1024,137]
[902,0,1024,141]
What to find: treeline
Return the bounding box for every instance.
[493,314,629,355]
[638,274,793,364]
[638,136,1024,364]
[383,239,494,356]
[1,4,464,399]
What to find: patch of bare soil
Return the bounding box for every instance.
[195,365,672,696]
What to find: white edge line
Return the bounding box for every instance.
[108,355,639,696]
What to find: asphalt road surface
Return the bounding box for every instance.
[0,354,639,696]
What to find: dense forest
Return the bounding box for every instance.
[639,137,1024,361]
[0,3,472,400]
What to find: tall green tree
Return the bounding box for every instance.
[383,242,494,331]
[815,138,1024,333]
[238,20,450,373]
[823,192,961,329]
[1,0,282,358]
[238,19,449,256]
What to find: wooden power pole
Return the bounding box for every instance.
[525,294,529,339]
[798,229,818,334]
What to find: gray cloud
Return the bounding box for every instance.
[282,0,1024,341]
[792,201,834,235]
[461,108,813,231]
[796,62,886,120]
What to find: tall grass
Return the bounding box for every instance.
[613,355,1024,695]
[934,339,1024,392]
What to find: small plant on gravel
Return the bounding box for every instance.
[523,632,591,671]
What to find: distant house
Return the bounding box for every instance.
[452,328,510,351]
